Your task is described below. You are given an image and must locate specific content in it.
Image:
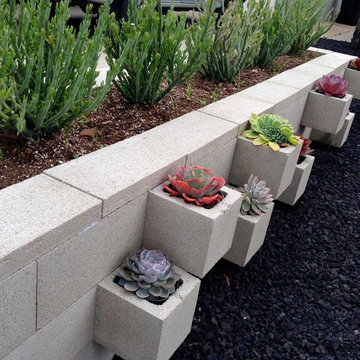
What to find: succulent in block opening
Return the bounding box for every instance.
[349,58,360,71]
[242,113,301,151]
[164,165,226,207]
[240,174,273,216]
[299,136,314,158]
[316,74,348,98]
[116,248,181,304]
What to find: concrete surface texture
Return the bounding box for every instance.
[143,184,242,278]
[224,202,275,267]
[94,266,200,360]
[301,91,353,134]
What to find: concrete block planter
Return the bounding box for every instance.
[229,137,302,199]
[224,202,274,267]
[94,266,200,360]
[343,68,360,100]
[143,184,242,278]
[301,90,353,134]
[310,112,355,148]
[277,155,315,206]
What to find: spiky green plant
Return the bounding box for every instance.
[290,0,333,55]
[243,113,301,151]
[104,0,216,105]
[253,0,302,69]
[117,248,181,304]
[0,0,127,140]
[202,0,264,82]
[240,174,273,216]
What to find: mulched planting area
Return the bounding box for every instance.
[0,52,318,190]
[115,40,360,360]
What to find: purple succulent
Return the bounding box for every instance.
[316,74,348,98]
[117,248,180,303]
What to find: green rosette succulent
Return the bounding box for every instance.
[242,113,301,151]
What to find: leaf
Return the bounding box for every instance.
[268,141,280,151]
[80,127,98,139]
[253,137,267,146]
[224,274,230,286]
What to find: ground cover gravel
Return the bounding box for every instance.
[114,40,360,360]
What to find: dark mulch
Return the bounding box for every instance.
[114,40,360,360]
[316,38,359,57]
[0,52,318,190]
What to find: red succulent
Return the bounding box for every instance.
[299,136,314,157]
[316,74,348,98]
[349,58,360,71]
[163,165,226,207]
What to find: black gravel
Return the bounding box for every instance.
[114,40,360,360]
[316,38,359,57]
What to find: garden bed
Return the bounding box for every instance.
[0,52,318,190]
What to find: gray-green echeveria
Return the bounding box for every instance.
[117,248,181,303]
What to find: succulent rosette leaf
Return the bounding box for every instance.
[349,58,360,71]
[164,165,226,207]
[117,248,181,303]
[240,174,273,216]
[242,113,301,151]
[299,136,314,157]
[316,74,348,98]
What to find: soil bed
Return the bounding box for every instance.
[0,52,318,190]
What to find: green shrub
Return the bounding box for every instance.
[253,0,301,69]
[290,0,332,55]
[104,0,216,105]
[0,0,125,140]
[202,0,264,82]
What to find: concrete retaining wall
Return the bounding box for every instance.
[0,49,355,360]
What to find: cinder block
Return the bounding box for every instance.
[37,193,148,329]
[45,111,238,216]
[199,93,274,132]
[277,155,315,206]
[195,140,237,181]
[268,68,320,92]
[309,53,353,71]
[0,174,102,282]
[4,288,97,360]
[310,112,355,148]
[301,91,353,134]
[95,266,200,360]
[240,81,302,110]
[292,62,344,77]
[0,263,36,359]
[273,94,308,129]
[143,185,242,278]
[343,68,360,100]
[229,137,302,199]
[71,342,114,360]
[224,202,274,267]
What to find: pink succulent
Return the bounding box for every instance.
[316,74,348,98]
[163,165,226,207]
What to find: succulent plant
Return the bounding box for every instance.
[349,58,360,71]
[117,248,180,304]
[240,175,273,216]
[316,74,348,98]
[299,136,315,158]
[242,113,301,151]
[164,165,226,207]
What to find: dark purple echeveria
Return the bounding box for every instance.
[316,74,348,98]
